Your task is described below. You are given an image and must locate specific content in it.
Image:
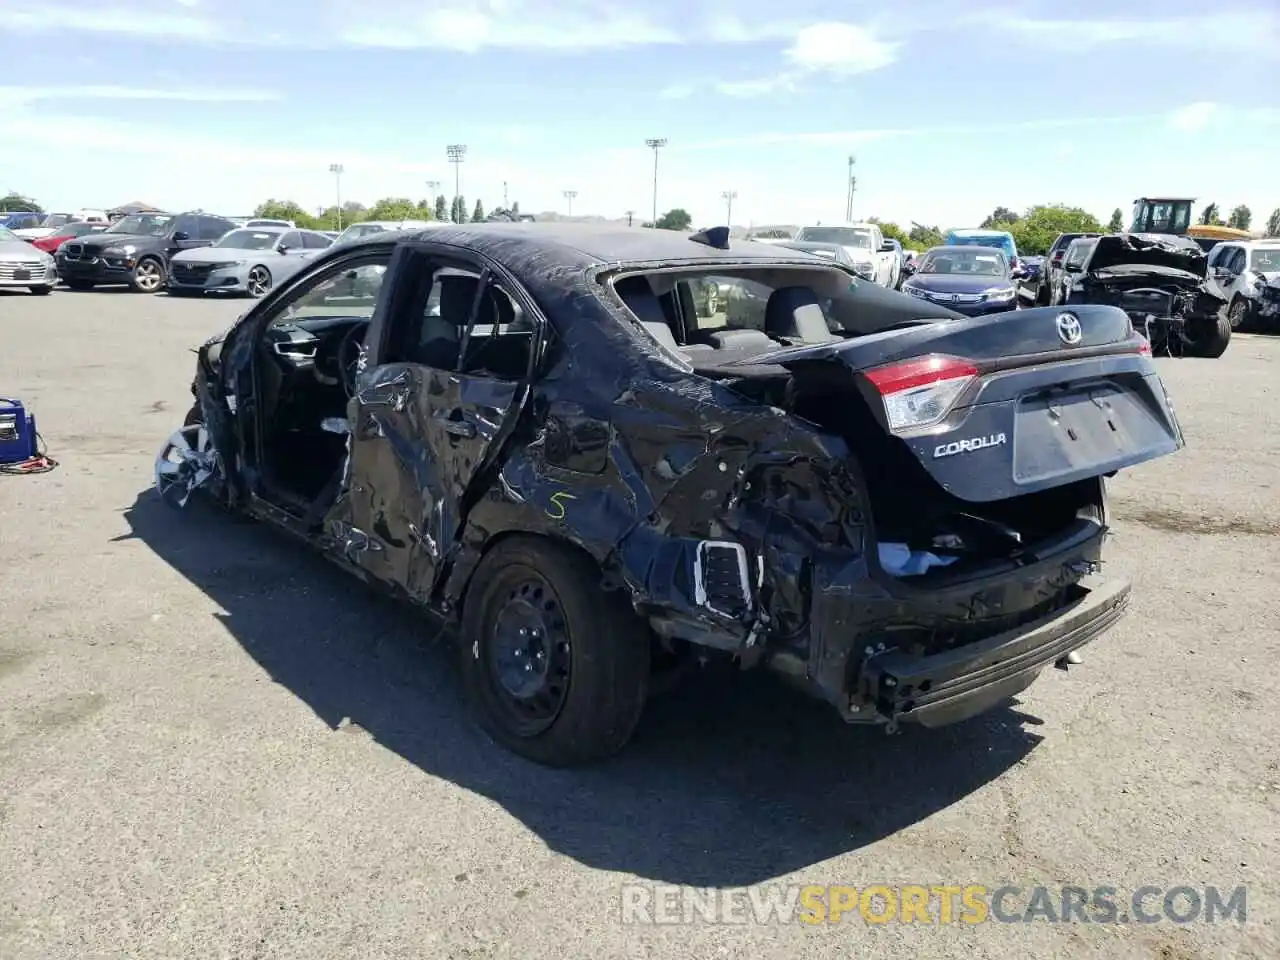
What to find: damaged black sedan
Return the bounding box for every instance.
[1058,233,1230,357]
[157,223,1183,766]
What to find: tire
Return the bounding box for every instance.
[245,265,272,298]
[183,402,202,427]
[28,285,53,295]
[1185,314,1232,358]
[128,257,165,293]
[66,279,94,291]
[1227,297,1254,332]
[1035,282,1050,306]
[459,537,650,766]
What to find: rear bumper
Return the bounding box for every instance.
[857,576,1130,728]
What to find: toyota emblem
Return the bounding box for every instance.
[1056,312,1083,345]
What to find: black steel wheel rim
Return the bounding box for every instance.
[485,574,572,735]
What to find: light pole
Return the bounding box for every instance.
[644,137,667,226]
[503,181,509,207]
[563,190,577,217]
[446,144,467,221]
[721,189,737,226]
[425,179,440,197]
[845,155,856,221]
[328,162,344,229]
[625,209,635,227]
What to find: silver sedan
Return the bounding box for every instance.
[167,227,332,298]
[0,227,58,295]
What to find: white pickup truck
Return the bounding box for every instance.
[792,221,899,288]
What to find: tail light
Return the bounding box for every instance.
[864,354,979,433]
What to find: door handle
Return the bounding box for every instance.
[435,411,476,438]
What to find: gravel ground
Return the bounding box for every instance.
[1,288,1276,960]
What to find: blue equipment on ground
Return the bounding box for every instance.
[0,398,38,465]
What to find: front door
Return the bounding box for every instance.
[346,257,537,601]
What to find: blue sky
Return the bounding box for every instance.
[1,0,1277,228]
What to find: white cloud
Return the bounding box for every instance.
[714,74,801,98]
[0,0,805,52]
[658,83,696,101]
[0,86,282,108]
[785,22,898,74]
[674,21,896,102]
[994,9,1279,53]
[1168,102,1217,132]
[5,2,213,39]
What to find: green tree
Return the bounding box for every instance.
[980,206,1019,229]
[868,218,910,246]
[1227,205,1252,231]
[450,195,467,223]
[252,199,320,229]
[1006,204,1103,255]
[1108,208,1124,232]
[1266,208,1280,238]
[366,197,422,221]
[907,223,945,249]
[654,208,692,230]
[0,192,42,213]
[471,199,485,222]
[434,195,448,221]
[1198,202,1222,226]
[511,201,520,216]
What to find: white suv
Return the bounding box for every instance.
[1205,239,1280,330]
[792,222,898,287]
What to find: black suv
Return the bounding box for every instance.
[1036,232,1101,305]
[56,211,237,292]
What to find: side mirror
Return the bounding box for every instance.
[172,231,190,242]
[277,243,290,253]
[902,262,916,275]
[1010,266,1026,279]
[878,241,895,252]
[1064,263,1081,273]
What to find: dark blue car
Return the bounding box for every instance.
[899,244,1020,316]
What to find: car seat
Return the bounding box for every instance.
[614,275,684,352]
[416,273,474,368]
[764,286,838,342]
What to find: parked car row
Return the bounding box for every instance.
[0,210,340,297]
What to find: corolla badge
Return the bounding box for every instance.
[934,433,1007,458]
[1056,312,1083,345]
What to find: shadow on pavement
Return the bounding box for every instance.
[118,488,1044,887]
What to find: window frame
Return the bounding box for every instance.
[370,242,547,384]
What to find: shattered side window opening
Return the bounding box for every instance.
[403,264,536,381]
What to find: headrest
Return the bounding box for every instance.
[438,274,479,323]
[764,285,836,342]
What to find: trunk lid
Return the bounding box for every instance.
[733,304,1183,503]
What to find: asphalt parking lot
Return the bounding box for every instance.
[1,288,1277,960]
